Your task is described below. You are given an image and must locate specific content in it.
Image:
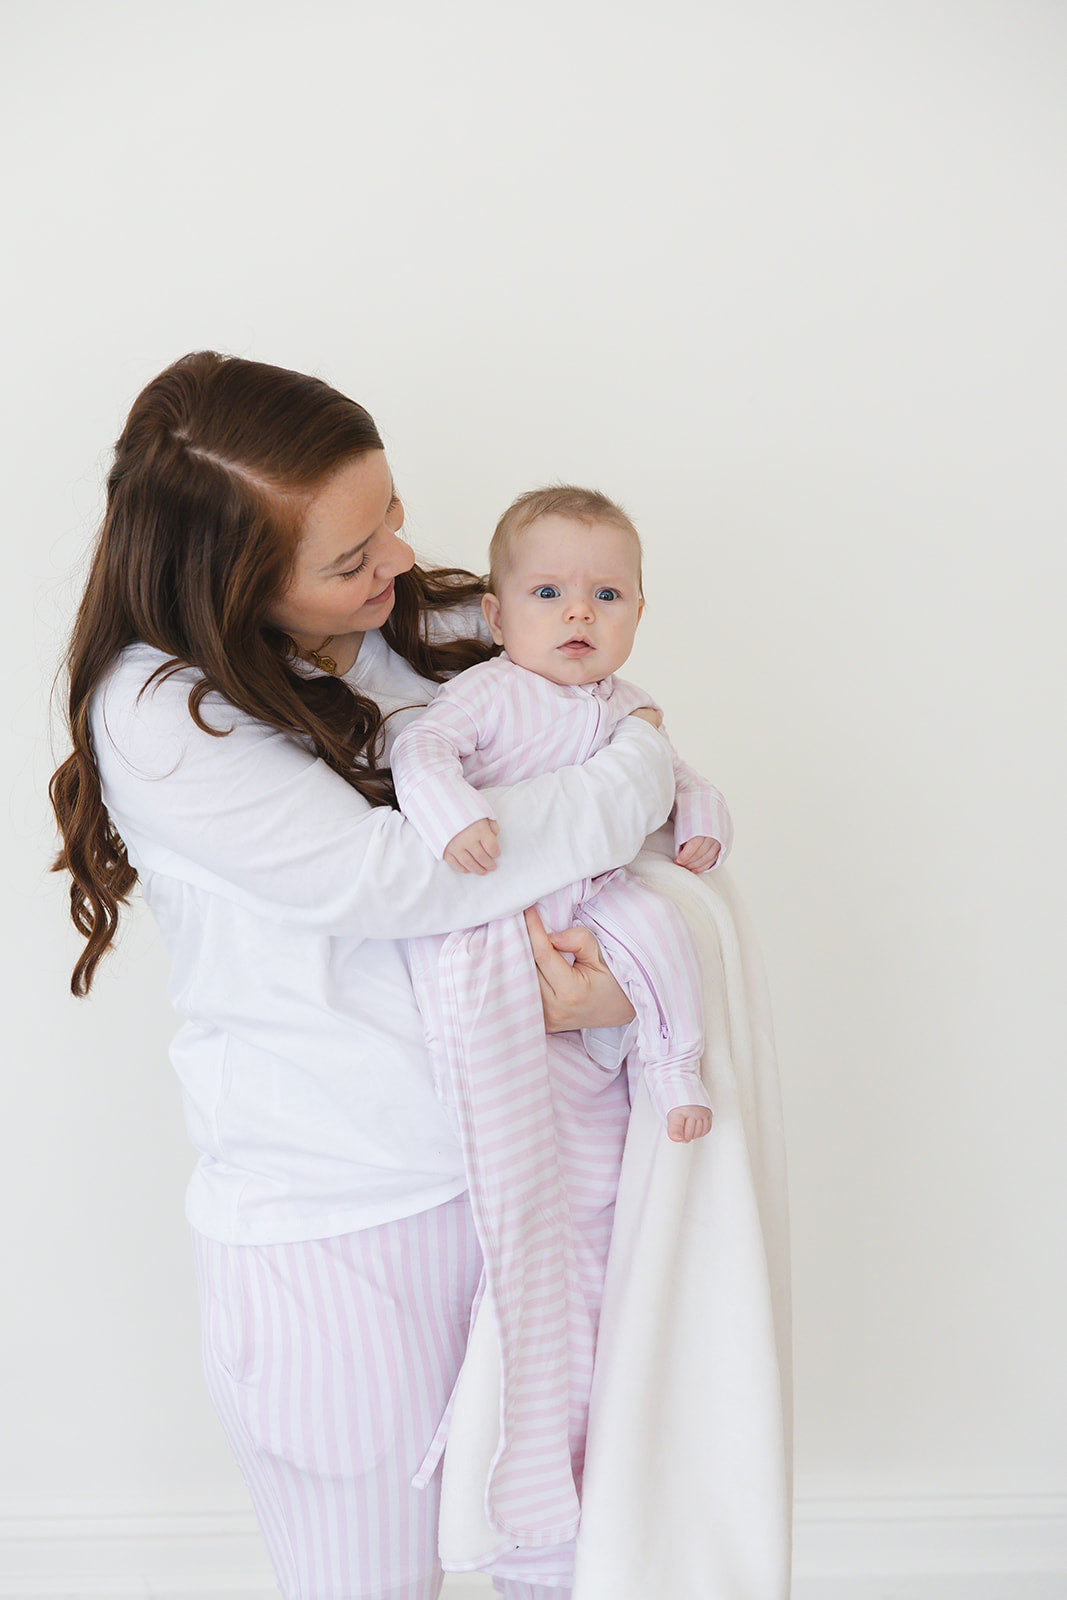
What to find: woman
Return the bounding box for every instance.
[50,352,678,1600]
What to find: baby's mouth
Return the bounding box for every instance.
[558,637,594,655]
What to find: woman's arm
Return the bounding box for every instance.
[95,648,675,941]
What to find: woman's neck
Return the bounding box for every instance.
[292,630,366,677]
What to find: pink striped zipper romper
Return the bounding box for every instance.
[392,654,730,1553]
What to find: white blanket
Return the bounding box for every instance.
[438,852,793,1598]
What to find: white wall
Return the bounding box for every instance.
[4,0,1065,1576]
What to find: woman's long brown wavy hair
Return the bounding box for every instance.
[50,351,494,996]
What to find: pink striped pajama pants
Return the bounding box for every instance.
[192,1195,568,1600]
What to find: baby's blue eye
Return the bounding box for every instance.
[535,585,560,599]
[595,588,619,602]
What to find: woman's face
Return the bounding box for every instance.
[267,450,415,653]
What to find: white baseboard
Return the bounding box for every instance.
[0,1492,1063,1598]
[0,1496,275,1598]
[793,1494,1067,1600]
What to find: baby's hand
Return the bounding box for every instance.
[629,705,663,729]
[675,835,721,874]
[443,817,500,874]
[667,1105,714,1143]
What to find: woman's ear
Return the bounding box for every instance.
[481,591,505,646]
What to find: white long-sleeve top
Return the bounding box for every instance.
[391,653,733,866]
[91,627,676,1244]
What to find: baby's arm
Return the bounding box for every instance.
[610,680,731,873]
[669,747,733,873]
[391,677,501,866]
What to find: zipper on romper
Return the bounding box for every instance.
[580,898,672,1045]
[573,684,604,766]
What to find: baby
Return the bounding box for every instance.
[392,485,731,1141]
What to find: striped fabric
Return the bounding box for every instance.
[389,654,726,1562]
[391,655,731,868]
[411,884,624,1551]
[409,869,708,1557]
[192,1195,509,1600]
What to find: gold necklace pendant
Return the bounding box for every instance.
[308,637,337,674]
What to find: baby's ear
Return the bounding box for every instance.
[636,597,645,624]
[481,591,505,646]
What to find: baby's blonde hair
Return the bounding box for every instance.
[488,485,643,596]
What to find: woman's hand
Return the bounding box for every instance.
[524,906,637,1033]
